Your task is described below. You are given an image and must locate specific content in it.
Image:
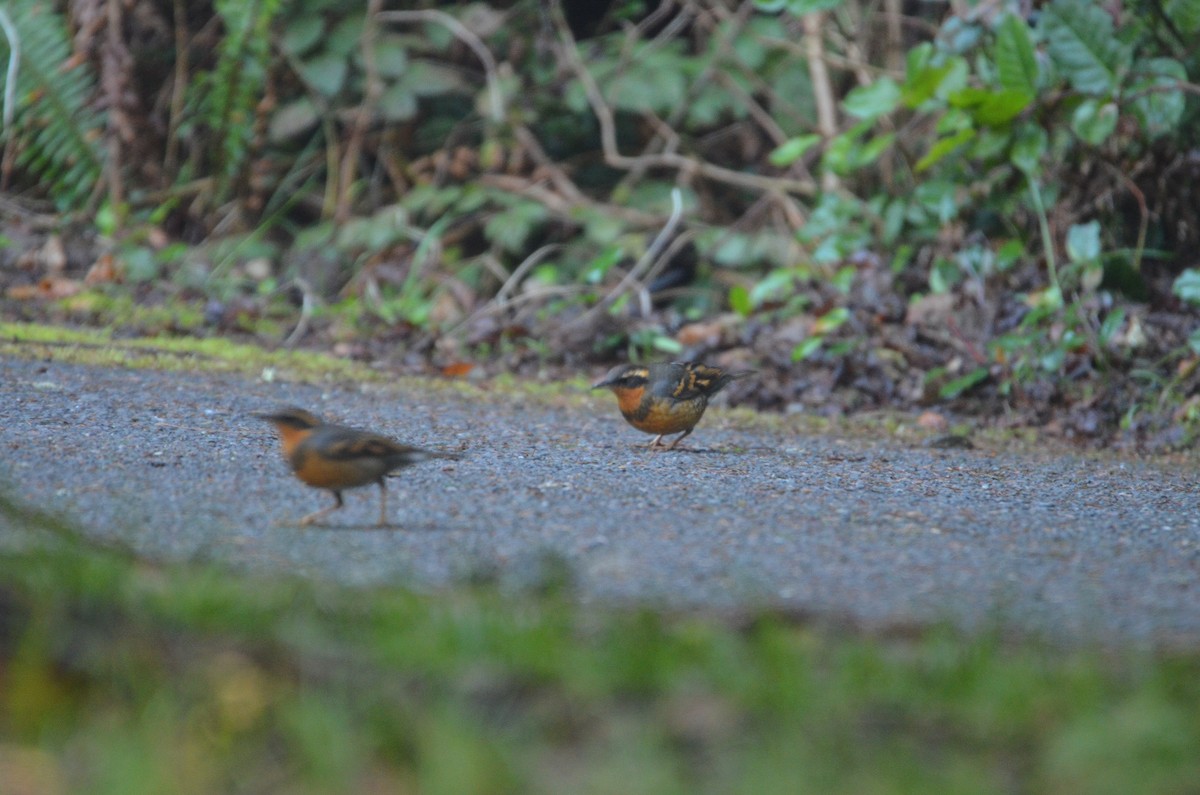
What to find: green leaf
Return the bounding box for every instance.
[784,0,846,12]
[584,246,623,284]
[949,88,1032,127]
[939,16,983,53]
[1070,100,1118,145]
[821,125,865,174]
[769,134,822,166]
[857,132,896,167]
[1066,221,1101,263]
[1164,0,1200,33]
[792,336,824,361]
[813,306,850,334]
[1039,0,1131,95]
[750,268,802,306]
[120,246,161,283]
[601,46,688,113]
[914,180,958,224]
[1098,307,1126,346]
[939,366,988,399]
[326,13,364,58]
[405,61,467,97]
[997,239,1025,270]
[1171,269,1200,306]
[483,201,548,253]
[367,36,409,78]
[995,13,1038,94]
[337,206,409,251]
[268,98,320,141]
[297,53,347,96]
[843,77,902,119]
[903,49,969,107]
[1009,125,1046,174]
[828,267,853,295]
[281,16,323,57]
[1189,327,1200,356]
[971,127,1012,160]
[729,285,752,316]
[653,335,684,354]
[1129,58,1187,138]
[379,83,417,122]
[916,127,975,172]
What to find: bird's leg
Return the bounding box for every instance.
[300,491,344,526]
[666,428,693,450]
[647,434,666,449]
[376,479,390,528]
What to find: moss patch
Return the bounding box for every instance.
[0,321,381,384]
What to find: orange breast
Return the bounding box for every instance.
[617,388,707,436]
[275,424,309,460]
[614,385,647,418]
[291,448,383,490]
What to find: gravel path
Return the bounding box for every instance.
[3,356,1198,646]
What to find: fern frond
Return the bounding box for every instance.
[0,0,105,210]
[185,0,284,202]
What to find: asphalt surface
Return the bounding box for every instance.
[3,355,1199,646]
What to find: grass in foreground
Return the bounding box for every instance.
[1,493,1198,795]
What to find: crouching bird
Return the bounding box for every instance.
[255,407,459,527]
[592,361,754,450]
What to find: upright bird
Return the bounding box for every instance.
[592,361,754,450]
[255,407,458,527]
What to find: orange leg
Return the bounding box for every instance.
[376,480,390,528]
[300,491,344,526]
[666,428,694,450]
[645,428,693,451]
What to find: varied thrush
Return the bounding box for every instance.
[255,407,459,527]
[592,361,754,449]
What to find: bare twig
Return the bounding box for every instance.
[376,9,504,123]
[1100,161,1149,273]
[634,227,696,317]
[512,125,588,205]
[494,243,562,304]
[883,0,904,74]
[283,277,318,348]
[443,284,590,340]
[103,0,127,218]
[164,0,188,174]
[567,187,686,330]
[0,8,18,189]
[337,0,384,222]
[479,173,660,227]
[0,8,18,133]
[802,12,840,193]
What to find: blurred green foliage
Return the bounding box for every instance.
[3,489,1200,793]
[1,0,1199,421]
[2,489,1200,792]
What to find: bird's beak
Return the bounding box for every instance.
[592,376,614,390]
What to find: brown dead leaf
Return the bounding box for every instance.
[41,236,67,274]
[905,292,954,327]
[917,410,949,431]
[676,315,739,348]
[441,362,475,378]
[7,277,81,300]
[146,227,170,249]
[84,254,119,285]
